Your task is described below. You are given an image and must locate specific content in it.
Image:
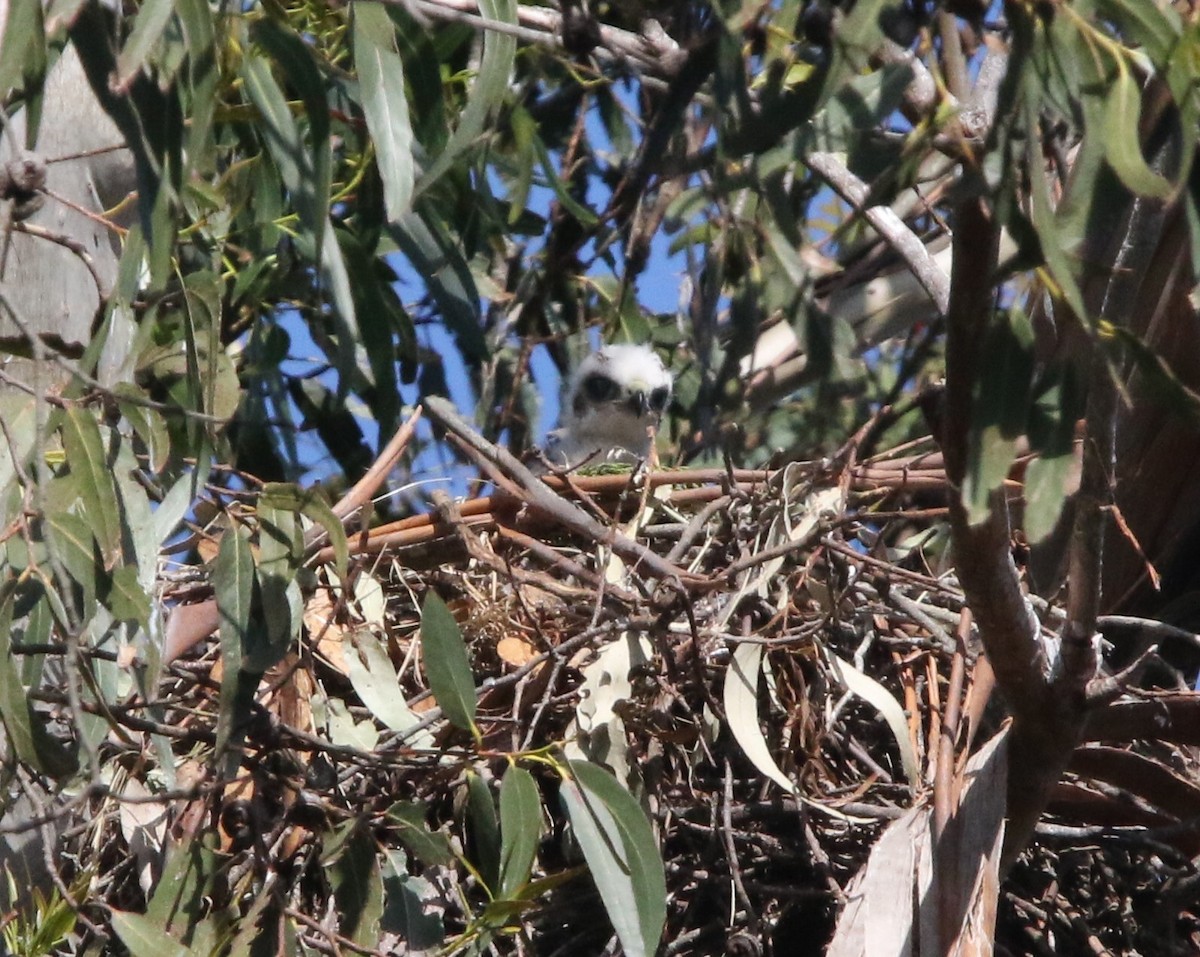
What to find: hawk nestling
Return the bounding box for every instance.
[544,344,673,469]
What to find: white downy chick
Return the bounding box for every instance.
[544,344,673,469]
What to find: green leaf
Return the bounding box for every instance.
[353,1,415,221]
[243,33,326,245]
[336,229,402,438]
[175,0,217,164]
[347,629,432,742]
[381,849,446,948]
[145,833,217,935]
[1102,67,1173,199]
[498,766,541,898]
[560,760,667,957]
[320,218,362,394]
[1024,365,1085,543]
[0,0,45,101]
[963,307,1035,523]
[419,592,477,734]
[213,524,258,756]
[412,0,516,198]
[0,586,39,771]
[0,396,38,517]
[330,828,384,947]
[62,407,123,568]
[724,641,799,796]
[1096,0,1180,66]
[110,911,194,957]
[44,510,98,608]
[114,384,171,473]
[106,564,152,625]
[466,771,501,892]
[387,801,456,866]
[114,0,175,91]
[529,129,598,227]
[1024,100,1089,321]
[392,209,485,361]
[262,481,349,577]
[256,485,303,655]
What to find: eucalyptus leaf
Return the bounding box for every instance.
[110,911,194,957]
[1102,68,1174,199]
[62,409,123,569]
[498,766,542,899]
[560,760,667,957]
[353,1,415,221]
[420,592,477,734]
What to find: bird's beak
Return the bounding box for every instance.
[628,381,652,417]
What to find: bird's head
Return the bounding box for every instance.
[569,344,672,424]
[549,343,673,467]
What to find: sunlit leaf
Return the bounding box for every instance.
[412,0,516,198]
[346,628,431,743]
[724,642,799,796]
[826,653,920,786]
[1102,68,1173,200]
[114,0,174,91]
[0,0,45,101]
[353,1,415,221]
[110,911,193,957]
[560,760,666,957]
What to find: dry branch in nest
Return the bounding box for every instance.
[23,405,1200,956]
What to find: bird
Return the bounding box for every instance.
[543,343,673,469]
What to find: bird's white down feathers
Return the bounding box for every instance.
[544,344,673,468]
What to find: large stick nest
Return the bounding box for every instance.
[16,415,1200,956]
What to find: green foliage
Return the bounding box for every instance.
[2,0,1200,951]
[421,592,480,737]
[2,872,82,956]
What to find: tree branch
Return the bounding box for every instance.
[806,151,950,315]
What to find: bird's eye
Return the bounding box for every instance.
[648,386,670,412]
[581,374,621,403]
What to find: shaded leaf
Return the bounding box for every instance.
[330,827,385,947]
[466,771,501,893]
[213,525,258,756]
[420,592,477,734]
[381,848,446,948]
[62,408,122,568]
[387,801,456,867]
[963,307,1035,523]
[498,766,542,899]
